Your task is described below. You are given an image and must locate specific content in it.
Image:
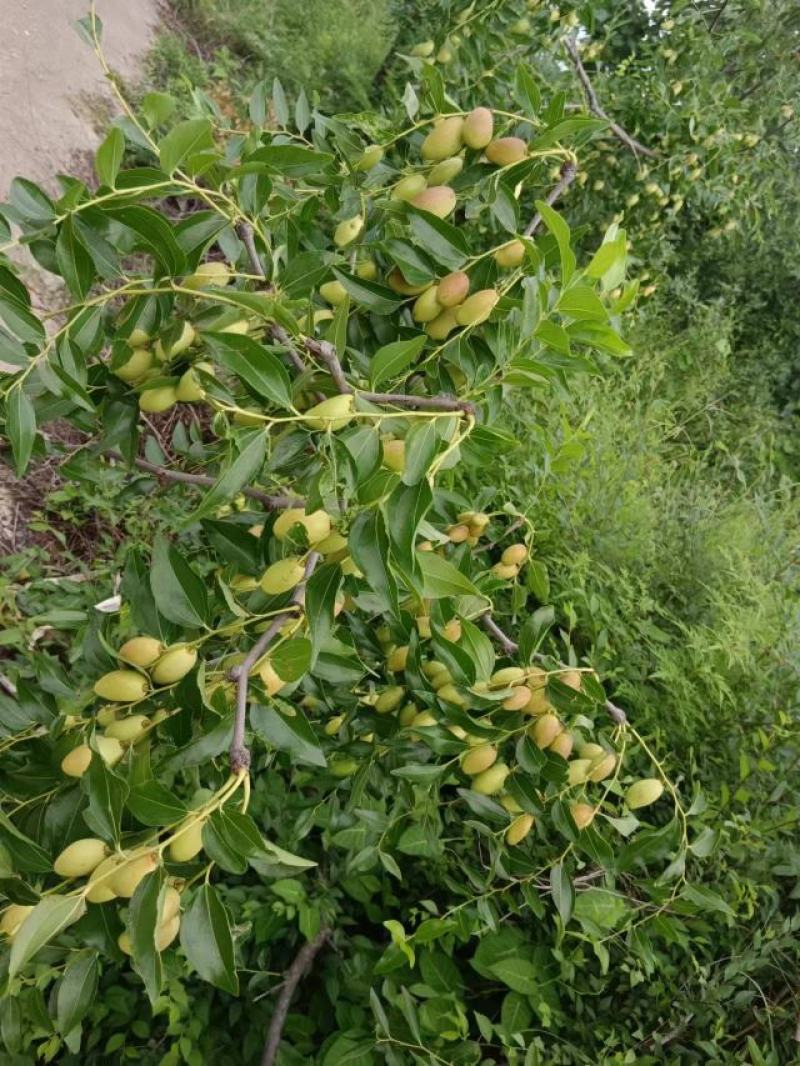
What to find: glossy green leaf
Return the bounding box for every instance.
[9,895,86,977]
[150,535,209,628]
[180,883,238,993]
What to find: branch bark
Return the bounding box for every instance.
[564,36,657,159]
[260,928,331,1066]
[359,391,475,415]
[524,161,578,236]
[229,552,320,773]
[107,452,301,510]
[304,337,353,395]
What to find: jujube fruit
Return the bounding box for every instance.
[463,107,494,149]
[94,670,149,703]
[61,745,93,778]
[505,813,534,845]
[571,803,597,830]
[104,714,151,744]
[455,289,499,326]
[0,904,33,938]
[485,137,527,166]
[531,713,563,749]
[152,645,198,685]
[437,683,467,707]
[412,186,457,218]
[111,852,159,897]
[426,308,459,339]
[588,752,617,783]
[169,821,204,862]
[183,261,232,290]
[626,778,664,809]
[461,743,497,775]
[334,216,364,247]
[382,439,405,472]
[420,117,464,161]
[436,272,470,307]
[471,762,510,795]
[502,686,531,711]
[410,40,435,57]
[54,838,109,878]
[549,731,573,759]
[387,646,409,672]
[491,666,525,687]
[259,660,285,696]
[154,322,195,360]
[273,508,331,545]
[495,240,526,268]
[428,156,464,185]
[119,636,163,668]
[375,686,404,714]
[139,386,177,414]
[302,394,355,432]
[356,145,383,171]
[391,174,428,202]
[413,287,443,323]
[175,367,205,402]
[261,557,305,595]
[567,758,593,786]
[156,915,180,951]
[492,562,519,579]
[114,347,152,383]
[386,267,429,296]
[86,855,122,902]
[320,280,348,306]
[356,259,377,280]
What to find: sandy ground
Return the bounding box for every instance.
[0,0,160,198]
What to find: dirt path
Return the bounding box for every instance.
[0,0,160,198]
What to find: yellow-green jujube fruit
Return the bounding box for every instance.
[258,660,285,697]
[160,885,182,923]
[428,156,464,185]
[398,702,418,727]
[104,714,151,744]
[94,670,149,703]
[169,821,204,863]
[387,267,429,295]
[95,735,124,767]
[375,686,405,714]
[485,137,528,166]
[436,271,470,307]
[443,618,462,641]
[155,322,196,361]
[455,289,500,326]
[578,742,605,760]
[511,16,531,33]
[502,686,531,711]
[412,186,457,219]
[461,743,497,776]
[471,762,510,795]
[119,636,164,669]
[567,759,593,786]
[111,852,159,897]
[531,713,563,749]
[54,838,109,878]
[462,106,494,149]
[86,855,122,903]
[588,752,617,783]
[492,562,519,580]
[320,280,348,306]
[438,683,469,708]
[139,387,178,414]
[273,508,332,545]
[431,669,454,691]
[387,645,409,672]
[570,803,597,830]
[491,666,526,687]
[500,793,523,814]
[411,40,435,57]
[549,731,573,759]
[561,670,583,691]
[334,216,364,247]
[626,778,665,809]
[303,394,355,432]
[391,174,428,202]
[412,287,443,323]
[494,240,526,268]
[114,347,153,383]
[505,813,534,845]
[183,261,232,290]
[0,904,34,938]
[420,117,464,161]
[156,915,181,951]
[61,745,93,778]
[356,145,383,171]
[316,531,349,558]
[330,757,360,778]
[260,557,305,596]
[118,931,133,955]
[152,645,198,685]
[324,714,345,736]
[356,259,377,280]
[426,308,459,340]
[127,327,151,347]
[175,368,205,403]
[501,543,528,566]
[382,438,405,472]
[219,318,249,334]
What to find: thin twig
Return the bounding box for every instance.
[304,338,353,395]
[360,391,475,415]
[229,552,320,773]
[105,452,301,510]
[524,161,579,236]
[260,928,331,1066]
[564,36,657,159]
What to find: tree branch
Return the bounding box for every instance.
[229,552,320,773]
[359,391,475,415]
[107,452,301,510]
[564,36,657,159]
[260,928,331,1066]
[478,612,628,724]
[524,161,578,236]
[304,337,353,395]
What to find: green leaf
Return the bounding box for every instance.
[180,883,238,993]
[407,209,468,270]
[95,127,125,186]
[102,206,186,275]
[385,480,432,575]
[332,270,406,315]
[585,236,627,281]
[81,752,129,844]
[305,563,342,663]
[515,64,541,114]
[56,952,99,1037]
[56,218,95,300]
[573,888,628,931]
[205,332,292,408]
[401,419,439,486]
[141,92,176,128]
[550,862,574,925]
[6,386,36,476]
[535,201,576,286]
[150,536,209,629]
[202,812,248,874]
[369,335,426,388]
[270,637,312,682]
[681,884,735,918]
[501,990,533,1038]
[251,703,326,767]
[488,956,540,995]
[457,620,495,681]
[251,144,333,177]
[417,551,480,599]
[349,510,398,615]
[185,432,266,524]
[557,285,608,322]
[159,118,215,175]
[129,869,165,1004]
[127,781,187,827]
[0,811,51,873]
[9,895,86,977]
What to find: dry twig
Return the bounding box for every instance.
[260,928,331,1066]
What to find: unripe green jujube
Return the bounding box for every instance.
[387,267,428,295]
[356,145,383,171]
[567,758,593,786]
[320,280,348,306]
[588,752,617,783]
[334,215,364,247]
[169,821,204,863]
[94,670,149,703]
[114,347,153,383]
[302,394,355,432]
[411,40,435,57]
[156,915,181,951]
[330,757,360,778]
[95,735,125,766]
[375,686,405,714]
[428,156,464,185]
[626,778,664,809]
[139,386,178,414]
[112,852,159,897]
[471,762,510,795]
[461,743,497,775]
[412,186,457,219]
[571,803,597,830]
[154,321,196,362]
[494,240,526,268]
[549,731,573,759]
[420,116,464,161]
[531,713,563,749]
[160,885,182,923]
[61,745,93,778]
[502,543,528,566]
[119,636,163,668]
[152,645,198,685]
[485,137,528,166]
[0,904,34,938]
[104,714,151,744]
[175,367,205,402]
[260,557,305,596]
[436,271,470,307]
[183,261,232,290]
[54,838,109,878]
[382,438,405,472]
[426,308,459,340]
[412,287,443,323]
[491,666,526,687]
[273,508,332,545]
[86,855,122,902]
[462,106,494,149]
[505,813,534,845]
[391,174,428,202]
[455,289,500,326]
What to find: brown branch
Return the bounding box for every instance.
[229,552,320,773]
[260,928,331,1066]
[303,337,353,395]
[360,391,475,415]
[524,161,578,236]
[106,452,301,510]
[478,612,628,725]
[564,36,657,159]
